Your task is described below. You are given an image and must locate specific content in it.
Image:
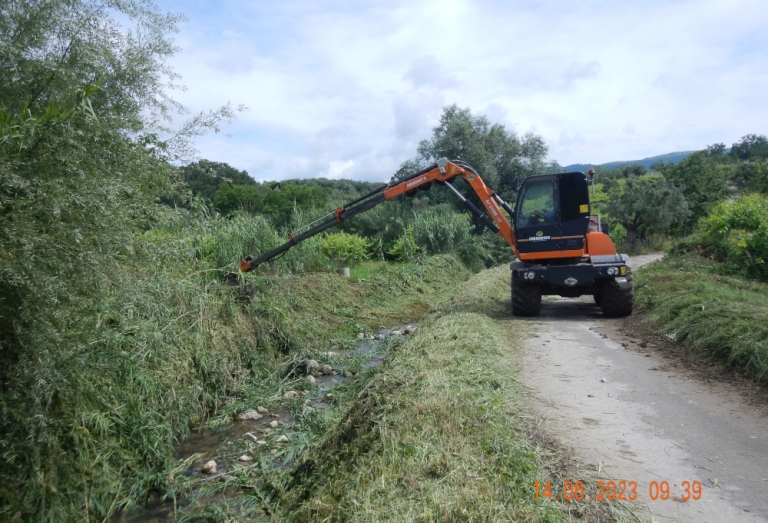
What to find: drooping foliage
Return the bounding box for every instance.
[0,0,186,380]
[0,1,242,520]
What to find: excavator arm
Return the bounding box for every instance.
[239,158,519,272]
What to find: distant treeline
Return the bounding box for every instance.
[177,159,382,224]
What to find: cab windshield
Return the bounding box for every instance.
[516,178,558,228]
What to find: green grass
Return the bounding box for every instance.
[634,254,768,380]
[349,259,388,279]
[273,267,589,522]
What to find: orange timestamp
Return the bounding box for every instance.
[534,480,703,502]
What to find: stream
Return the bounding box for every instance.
[115,324,417,522]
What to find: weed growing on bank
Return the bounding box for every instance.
[634,254,768,380]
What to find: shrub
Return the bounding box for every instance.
[387,225,420,262]
[685,194,768,281]
[609,222,628,245]
[322,232,371,267]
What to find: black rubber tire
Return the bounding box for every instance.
[512,279,542,316]
[600,267,634,317]
[593,291,603,306]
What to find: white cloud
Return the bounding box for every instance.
[156,0,768,177]
[404,55,460,90]
[325,159,355,178]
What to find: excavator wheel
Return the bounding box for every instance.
[600,267,634,317]
[511,279,542,316]
[593,290,603,306]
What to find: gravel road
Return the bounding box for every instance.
[519,254,768,523]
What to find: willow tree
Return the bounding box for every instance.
[0,2,234,520]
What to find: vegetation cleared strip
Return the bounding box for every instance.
[277,266,607,522]
[634,254,768,380]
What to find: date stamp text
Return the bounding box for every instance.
[534,480,703,502]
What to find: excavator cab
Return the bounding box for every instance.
[514,172,592,258]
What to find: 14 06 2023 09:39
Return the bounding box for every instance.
[533,480,703,502]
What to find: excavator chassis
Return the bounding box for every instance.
[510,254,634,317]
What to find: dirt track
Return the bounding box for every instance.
[519,254,768,523]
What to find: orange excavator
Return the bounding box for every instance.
[239,158,633,317]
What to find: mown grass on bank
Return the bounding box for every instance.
[634,254,768,380]
[276,266,582,522]
[349,260,387,279]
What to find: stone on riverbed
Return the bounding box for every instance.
[296,359,319,375]
[237,409,263,421]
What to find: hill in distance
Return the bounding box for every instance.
[563,150,696,172]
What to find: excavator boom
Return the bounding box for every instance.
[239,159,517,272]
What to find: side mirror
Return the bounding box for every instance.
[511,176,520,192]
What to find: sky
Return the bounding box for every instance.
[154,0,768,183]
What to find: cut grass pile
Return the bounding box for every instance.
[278,266,578,522]
[634,254,768,380]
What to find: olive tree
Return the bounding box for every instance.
[603,175,691,246]
[655,150,730,232]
